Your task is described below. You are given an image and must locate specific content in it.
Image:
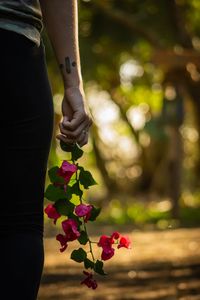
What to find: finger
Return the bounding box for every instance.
[77,136,88,147]
[62,111,93,132]
[62,111,85,131]
[77,132,89,147]
[56,134,76,145]
[59,119,89,139]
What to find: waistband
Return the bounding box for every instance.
[0,27,44,56]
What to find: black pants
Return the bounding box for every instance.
[0,28,54,299]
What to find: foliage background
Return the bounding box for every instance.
[43,0,200,230]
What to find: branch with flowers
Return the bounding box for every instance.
[44,141,131,289]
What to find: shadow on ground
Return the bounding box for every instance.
[38,227,200,300]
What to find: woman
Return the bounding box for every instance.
[0,0,92,299]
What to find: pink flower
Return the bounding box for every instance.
[111,231,120,242]
[101,248,115,261]
[57,160,77,183]
[98,235,113,249]
[44,204,61,224]
[56,219,81,252]
[62,219,81,241]
[97,235,115,261]
[117,236,131,249]
[81,271,98,289]
[56,233,68,252]
[75,204,93,222]
[98,232,131,260]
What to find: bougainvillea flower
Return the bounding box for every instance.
[97,235,115,260]
[56,233,68,252]
[81,271,98,289]
[61,219,80,241]
[57,160,77,183]
[44,204,61,224]
[56,219,80,252]
[101,248,115,261]
[110,231,120,242]
[98,235,113,251]
[117,236,131,249]
[75,204,93,222]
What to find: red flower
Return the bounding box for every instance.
[97,235,115,261]
[56,233,68,252]
[98,232,131,260]
[110,231,120,242]
[44,204,61,224]
[101,248,115,260]
[56,219,81,252]
[57,160,77,183]
[62,219,81,241]
[81,271,98,289]
[117,236,131,249]
[98,235,113,250]
[75,204,93,223]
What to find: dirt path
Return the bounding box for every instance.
[38,227,200,300]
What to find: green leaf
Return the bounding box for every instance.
[71,143,84,161]
[65,185,73,200]
[94,260,107,276]
[79,168,98,189]
[54,199,75,216]
[48,167,65,184]
[71,181,83,197]
[44,184,66,202]
[60,140,76,152]
[78,231,89,245]
[89,206,101,221]
[71,248,87,263]
[84,258,94,270]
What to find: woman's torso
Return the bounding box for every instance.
[0,0,42,46]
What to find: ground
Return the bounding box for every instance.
[38,226,200,300]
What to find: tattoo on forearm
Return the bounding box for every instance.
[59,56,77,74]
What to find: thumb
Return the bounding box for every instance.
[62,115,71,125]
[63,115,69,122]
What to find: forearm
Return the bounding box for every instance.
[39,0,83,89]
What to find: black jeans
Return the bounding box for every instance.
[0,28,54,299]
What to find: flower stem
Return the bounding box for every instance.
[72,157,96,263]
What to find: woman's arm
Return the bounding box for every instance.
[39,0,93,147]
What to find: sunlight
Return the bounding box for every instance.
[120,59,144,84]
[99,125,119,145]
[117,136,139,159]
[192,36,200,51]
[186,62,200,82]
[87,89,120,126]
[180,126,199,142]
[126,106,146,130]
[164,85,176,101]
[125,166,142,179]
[53,93,62,114]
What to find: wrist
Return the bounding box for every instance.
[62,75,83,89]
[64,85,86,108]
[64,82,84,94]
[59,62,83,89]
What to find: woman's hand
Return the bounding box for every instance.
[56,86,93,147]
